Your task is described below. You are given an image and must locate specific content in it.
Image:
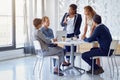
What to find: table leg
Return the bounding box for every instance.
[62,44,85,74]
[70,44,74,67]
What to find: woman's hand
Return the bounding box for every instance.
[81,34,86,40]
[53,38,57,42]
[63,17,67,24]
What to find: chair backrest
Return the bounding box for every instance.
[33,40,43,55]
[56,30,67,41]
[108,40,119,56]
[33,40,42,50]
[110,40,119,50]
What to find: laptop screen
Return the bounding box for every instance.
[56,31,67,41]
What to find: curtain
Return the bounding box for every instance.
[23,0,35,54]
[23,0,52,54]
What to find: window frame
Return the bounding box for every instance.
[0,0,16,51]
[0,0,40,51]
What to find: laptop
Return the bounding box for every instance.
[56,31,67,41]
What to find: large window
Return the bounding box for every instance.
[0,0,42,50]
[0,0,13,48]
[15,0,42,48]
[15,0,25,48]
[0,0,25,50]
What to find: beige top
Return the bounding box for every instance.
[86,19,99,47]
[86,19,93,37]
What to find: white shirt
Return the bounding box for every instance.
[96,23,103,27]
[66,17,75,34]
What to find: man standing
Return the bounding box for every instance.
[82,14,112,75]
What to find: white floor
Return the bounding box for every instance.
[0,55,120,80]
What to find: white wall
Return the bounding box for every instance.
[86,0,120,40]
[44,0,58,37]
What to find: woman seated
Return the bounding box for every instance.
[41,16,70,66]
[33,18,65,76]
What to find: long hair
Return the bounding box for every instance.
[84,6,96,19]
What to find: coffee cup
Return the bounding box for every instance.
[62,36,66,41]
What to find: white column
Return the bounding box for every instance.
[41,0,46,16]
[29,0,34,42]
[45,0,58,36]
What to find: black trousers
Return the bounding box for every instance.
[82,47,113,70]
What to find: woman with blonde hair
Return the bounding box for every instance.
[82,5,96,38]
[41,16,55,39]
[81,6,100,67]
[41,16,70,67]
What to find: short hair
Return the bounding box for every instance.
[33,18,42,27]
[93,14,102,24]
[69,4,77,10]
[69,4,77,13]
